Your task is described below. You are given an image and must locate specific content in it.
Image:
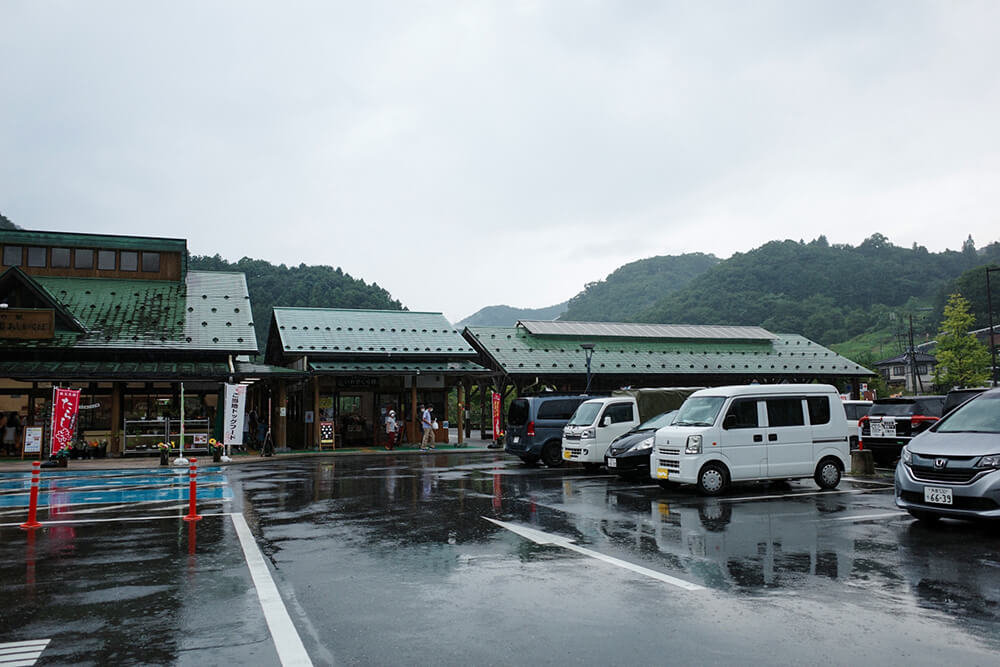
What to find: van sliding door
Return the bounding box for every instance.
[764,397,812,477]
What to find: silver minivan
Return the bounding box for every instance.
[895,387,1000,522]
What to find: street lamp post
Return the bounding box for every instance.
[987,267,999,387]
[580,343,595,394]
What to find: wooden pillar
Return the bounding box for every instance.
[312,376,321,450]
[479,381,487,440]
[464,378,472,438]
[411,380,418,443]
[110,381,122,456]
[457,383,465,445]
[277,380,287,449]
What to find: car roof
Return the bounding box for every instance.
[691,383,838,398]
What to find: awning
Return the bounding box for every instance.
[0,360,232,381]
[309,360,488,375]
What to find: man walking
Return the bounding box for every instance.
[421,404,435,451]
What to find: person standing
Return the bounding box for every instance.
[421,404,435,451]
[385,409,397,450]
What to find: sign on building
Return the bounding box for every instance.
[0,309,55,339]
[50,387,80,455]
[223,383,247,446]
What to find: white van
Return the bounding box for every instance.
[650,384,849,495]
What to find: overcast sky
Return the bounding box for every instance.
[2,1,999,323]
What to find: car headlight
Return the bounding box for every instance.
[976,454,1000,469]
[685,434,702,455]
[900,446,912,466]
[631,436,654,452]
[580,429,595,439]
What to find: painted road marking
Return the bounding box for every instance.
[0,638,50,666]
[231,513,314,666]
[484,517,704,591]
[0,512,235,528]
[722,486,892,503]
[830,511,909,522]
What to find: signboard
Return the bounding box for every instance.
[320,422,335,446]
[193,433,208,445]
[50,387,81,455]
[492,391,502,438]
[0,308,55,339]
[338,376,379,389]
[23,426,42,454]
[222,383,247,446]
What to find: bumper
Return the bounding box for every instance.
[649,449,698,484]
[894,463,1000,519]
[504,435,540,457]
[605,450,652,473]
[562,439,604,464]
[861,437,910,461]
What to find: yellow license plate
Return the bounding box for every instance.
[563,450,572,459]
[656,468,669,479]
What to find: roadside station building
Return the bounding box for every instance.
[0,229,263,456]
[463,320,873,402]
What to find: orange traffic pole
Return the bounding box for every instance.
[183,458,202,522]
[20,461,42,530]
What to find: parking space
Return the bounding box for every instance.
[3,453,1000,664]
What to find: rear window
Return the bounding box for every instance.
[916,397,945,417]
[843,404,870,421]
[807,397,831,425]
[536,399,583,420]
[508,399,529,426]
[871,401,919,417]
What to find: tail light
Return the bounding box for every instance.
[911,415,938,431]
[858,416,868,450]
[526,421,535,437]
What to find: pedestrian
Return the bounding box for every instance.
[421,404,435,451]
[385,409,397,450]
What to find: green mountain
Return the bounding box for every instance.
[188,254,403,350]
[456,302,567,328]
[0,212,20,230]
[561,253,719,322]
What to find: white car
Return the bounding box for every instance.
[842,400,872,449]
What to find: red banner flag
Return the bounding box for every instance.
[50,387,81,455]
[492,391,502,439]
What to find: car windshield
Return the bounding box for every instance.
[636,410,677,430]
[934,394,1000,433]
[567,402,602,426]
[672,397,725,426]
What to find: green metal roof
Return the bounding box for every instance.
[271,308,476,358]
[234,361,307,377]
[309,360,487,374]
[0,271,258,354]
[0,360,231,380]
[0,229,187,253]
[465,326,872,377]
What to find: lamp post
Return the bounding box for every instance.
[580,343,595,394]
[987,267,999,387]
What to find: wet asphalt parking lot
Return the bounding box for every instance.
[2,452,1000,665]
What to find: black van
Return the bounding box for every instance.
[505,395,596,467]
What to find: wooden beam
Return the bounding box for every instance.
[110,381,122,456]
[457,383,465,445]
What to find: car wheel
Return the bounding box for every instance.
[814,457,842,489]
[583,462,601,472]
[541,441,563,468]
[696,463,728,496]
[908,509,941,523]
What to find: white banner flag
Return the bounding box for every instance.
[223,383,247,445]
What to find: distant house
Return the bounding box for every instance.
[873,352,937,393]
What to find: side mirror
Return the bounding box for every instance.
[602,416,611,427]
[723,414,737,430]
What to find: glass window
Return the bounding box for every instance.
[936,394,1000,433]
[603,403,635,424]
[723,399,759,429]
[74,248,94,269]
[917,365,928,375]
[567,402,602,426]
[141,252,160,272]
[120,251,138,271]
[537,399,584,420]
[674,396,726,426]
[507,399,529,426]
[2,246,21,265]
[51,247,71,268]
[766,398,805,427]
[27,247,46,267]
[807,397,831,425]
[98,250,116,270]
[891,366,905,376]
[637,410,677,430]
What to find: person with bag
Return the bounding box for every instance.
[421,404,435,451]
[385,409,398,451]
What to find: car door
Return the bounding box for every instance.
[764,396,813,477]
[718,398,767,480]
[599,402,637,446]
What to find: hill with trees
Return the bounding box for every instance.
[0,212,20,230]
[456,302,567,328]
[189,254,403,350]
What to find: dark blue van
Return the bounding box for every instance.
[505,395,595,467]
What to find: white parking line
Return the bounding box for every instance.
[484,517,704,591]
[723,487,892,503]
[0,638,50,666]
[231,513,313,666]
[830,511,909,522]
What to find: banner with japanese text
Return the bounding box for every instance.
[50,387,81,455]
[223,383,247,446]
[491,391,502,438]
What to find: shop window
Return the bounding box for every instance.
[74,248,94,269]
[2,246,21,265]
[141,252,160,272]
[120,251,138,271]
[27,247,46,267]
[51,247,71,268]
[98,250,116,270]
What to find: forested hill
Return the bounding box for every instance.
[0,212,20,230]
[189,254,403,350]
[456,302,568,328]
[636,234,1000,345]
[560,252,719,321]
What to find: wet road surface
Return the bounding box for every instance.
[3,453,1000,664]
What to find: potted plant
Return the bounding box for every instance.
[157,441,171,466]
[53,447,69,468]
[209,438,223,463]
[88,440,102,459]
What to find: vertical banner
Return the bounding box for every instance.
[491,391,502,438]
[223,383,247,446]
[50,387,81,455]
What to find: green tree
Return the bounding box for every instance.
[933,293,990,389]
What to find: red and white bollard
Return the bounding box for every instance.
[183,458,202,522]
[20,461,42,530]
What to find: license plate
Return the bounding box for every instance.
[871,419,895,437]
[607,458,617,468]
[656,468,669,479]
[924,486,953,505]
[512,436,519,444]
[563,450,572,459]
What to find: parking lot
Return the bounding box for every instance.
[3,452,1000,665]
